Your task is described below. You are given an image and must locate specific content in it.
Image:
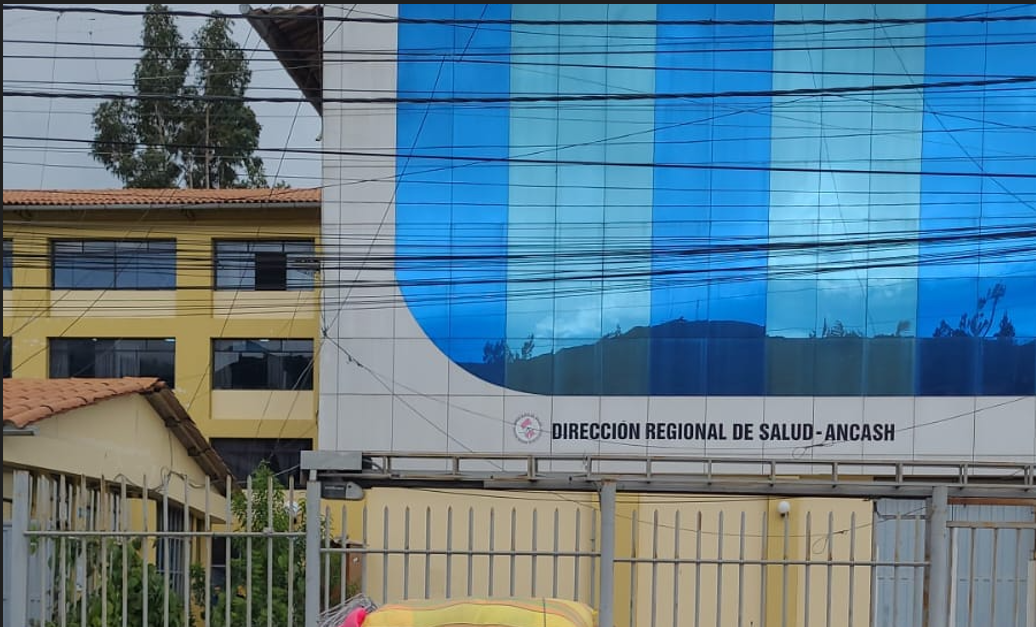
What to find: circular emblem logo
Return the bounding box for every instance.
[513,413,542,444]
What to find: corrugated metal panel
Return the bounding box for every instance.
[873,499,928,627]
[874,500,1035,627]
[950,504,1035,627]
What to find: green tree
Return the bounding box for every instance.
[91,4,266,188]
[192,462,349,627]
[182,12,266,188]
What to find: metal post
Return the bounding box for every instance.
[9,471,31,627]
[926,486,950,627]
[599,481,617,627]
[305,470,322,627]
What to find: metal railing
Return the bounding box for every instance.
[7,468,1035,627]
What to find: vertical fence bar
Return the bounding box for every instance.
[462,507,472,598]
[225,475,233,627]
[323,505,331,610]
[359,502,368,603]
[598,482,617,627]
[589,510,597,609]
[163,477,170,627]
[574,508,582,603]
[120,477,128,627]
[288,476,297,627]
[926,486,950,627]
[913,506,924,627]
[9,472,30,627]
[346,503,354,601]
[552,508,560,599]
[989,528,998,627]
[269,478,276,627]
[824,512,834,627]
[246,474,254,626]
[531,508,539,597]
[629,507,639,627]
[738,512,747,627]
[488,508,496,597]
[381,507,389,605]
[59,474,68,627]
[403,507,411,600]
[892,511,902,627]
[305,471,322,627]
[424,508,432,599]
[869,508,878,627]
[716,511,725,627]
[78,476,88,627]
[650,510,659,627]
[781,510,789,627]
[967,525,978,627]
[760,511,768,627]
[42,477,54,627]
[803,512,811,627]
[101,478,109,627]
[695,510,702,627]
[445,507,454,599]
[1014,528,1024,627]
[674,510,682,627]
[184,477,192,627]
[848,512,857,627]
[139,474,147,627]
[509,508,517,598]
[204,477,212,627]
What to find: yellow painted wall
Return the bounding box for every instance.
[345,489,872,627]
[2,206,320,444]
[3,394,227,514]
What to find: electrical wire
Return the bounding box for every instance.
[6,75,1035,105]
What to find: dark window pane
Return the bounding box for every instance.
[210,438,312,485]
[255,251,288,290]
[51,240,175,290]
[649,337,707,396]
[601,338,649,396]
[980,337,1036,395]
[707,337,764,395]
[553,340,600,396]
[214,240,314,291]
[49,338,175,386]
[916,337,979,395]
[3,337,11,377]
[814,337,864,396]
[865,337,914,396]
[212,339,313,390]
[3,240,12,289]
[766,337,815,396]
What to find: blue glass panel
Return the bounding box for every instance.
[917,337,979,396]
[448,3,510,377]
[707,337,765,396]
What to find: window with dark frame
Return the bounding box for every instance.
[214,240,316,291]
[3,239,12,289]
[51,239,176,290]
[156,502,187,595]
[49,338,176,387]
[212,339,313,391]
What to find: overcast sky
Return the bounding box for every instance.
[3,4,322,189]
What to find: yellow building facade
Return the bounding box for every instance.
[3,188,322,480]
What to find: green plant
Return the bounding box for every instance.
[192,462,355,627]
[43,538,189,627]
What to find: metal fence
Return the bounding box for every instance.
[6,469,1035,627]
